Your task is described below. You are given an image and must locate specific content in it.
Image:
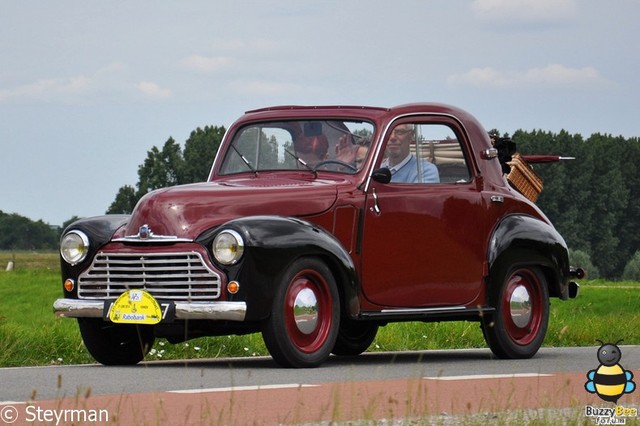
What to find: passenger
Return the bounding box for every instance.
[354,139,370,169]
[293,134,329,167]
[382,124,439,183]
[335,134,371,170]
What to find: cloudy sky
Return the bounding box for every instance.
[1,0,638,226]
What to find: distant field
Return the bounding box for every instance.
[0,250,59,271]
[1,251,639,367]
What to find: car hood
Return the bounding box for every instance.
[118,176,339,239]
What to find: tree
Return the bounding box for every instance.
[583,134,628,278]
[182,126,226,183]
[569,249,599,279]
[622,251,640,281]
[106,185,138,215]
[0,210,58,250]
[137,137,184,195]
[514,129,638,280]
[107,126,226,215]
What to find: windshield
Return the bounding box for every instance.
[219,119,374,175]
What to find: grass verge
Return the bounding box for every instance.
[1,254,639,367]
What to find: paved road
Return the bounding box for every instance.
[2,346,639,424]
[2,346,639,401]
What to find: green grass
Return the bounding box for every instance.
[0,251,59,271]
[1,252,639,367]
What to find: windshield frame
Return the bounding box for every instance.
[217,119,375,176]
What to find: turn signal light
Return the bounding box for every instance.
[64,279,75,292]
[227,281,240,294]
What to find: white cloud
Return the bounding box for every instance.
[447,64,607,89]
[0,76,91,103]
[183,55,232,73]
[471,0,577,23]
[0,64,130,104]
[136,81,172,99]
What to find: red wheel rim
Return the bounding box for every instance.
[501,269,544,346]
[283,268,333,353]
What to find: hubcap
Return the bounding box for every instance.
[509,284,532,328]
[293,287,319,334]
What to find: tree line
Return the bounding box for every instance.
[513,130,640,279]
[3,124,638,280]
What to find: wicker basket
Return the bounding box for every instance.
[507,153,543,202]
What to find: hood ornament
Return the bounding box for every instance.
[139,224,151,239]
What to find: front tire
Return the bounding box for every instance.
[262,257,340,368]
[482,265,549,359]
[78,318,155,365]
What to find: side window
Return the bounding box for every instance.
[383,123,470,184]
[417,124,471,184]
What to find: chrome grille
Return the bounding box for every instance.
[78,251,221,300]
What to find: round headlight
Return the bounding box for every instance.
[60,230,90,265]
[212,230,244,265]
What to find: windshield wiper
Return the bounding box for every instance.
[284,148,317,177]
[230,144,257,175]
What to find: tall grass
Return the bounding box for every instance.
[1,251,639,367]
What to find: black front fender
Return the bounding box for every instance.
[488,214,570,299]
[59,215,130,293]
[203,216,358,321]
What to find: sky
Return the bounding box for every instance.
[1,0,638,226]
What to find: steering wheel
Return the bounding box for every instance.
[313,159,357,172]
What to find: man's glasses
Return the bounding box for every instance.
[391,128,413,137]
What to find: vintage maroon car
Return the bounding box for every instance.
[54,103,580,368]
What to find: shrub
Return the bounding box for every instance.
[623,251,640,281]
[569,249,599,279]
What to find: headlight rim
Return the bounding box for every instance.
[212,229,245,265]
[60,230,90,266]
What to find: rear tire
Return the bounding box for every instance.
[332,319,378,356]
[482,264,549,359]
[78,318,154,365]
[262,257,340,368]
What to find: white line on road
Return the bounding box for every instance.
[424,373,554,381]
[167,383,318,394]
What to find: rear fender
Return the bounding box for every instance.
[488,215,570,299]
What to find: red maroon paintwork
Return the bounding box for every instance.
[125,103,549,309]
[56,102,577,367]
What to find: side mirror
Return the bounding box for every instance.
[371,167,392,184]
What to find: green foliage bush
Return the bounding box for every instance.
[569,249,599,278]
[623,251,640,280]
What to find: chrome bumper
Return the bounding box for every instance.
[53,298,247,321]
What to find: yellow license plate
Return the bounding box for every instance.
[108,290,162,325]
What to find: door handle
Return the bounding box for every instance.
[370,188,381,215]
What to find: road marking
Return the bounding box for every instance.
[167,383,318,394]
[424,373,553,381]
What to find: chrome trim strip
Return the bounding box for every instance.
[380,306,467,314]
[53,298,247,321]
[112,236,193,243]
[174,301,247,321]
[53,299,104,318]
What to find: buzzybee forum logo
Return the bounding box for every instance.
[584,340,637,424]
[585,340,635,403]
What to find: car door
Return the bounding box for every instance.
[360,118,490,308]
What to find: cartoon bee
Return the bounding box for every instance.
[585,340,635,403]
